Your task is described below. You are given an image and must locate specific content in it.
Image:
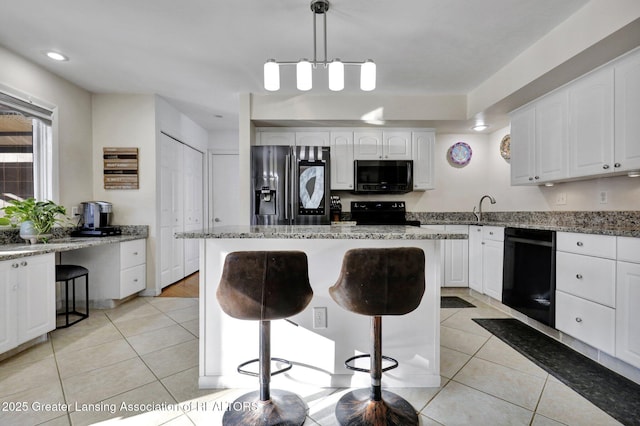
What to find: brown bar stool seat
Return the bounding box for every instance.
[216,251,313,426]
[329,247,425,426]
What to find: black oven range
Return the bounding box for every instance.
[350,201,421,226]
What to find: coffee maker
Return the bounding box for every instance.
[72,201,122,236]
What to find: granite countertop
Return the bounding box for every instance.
[412,211,640,238]
[0,233,147,261]
[176,225,468,240]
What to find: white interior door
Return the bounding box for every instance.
[210,153,241,227]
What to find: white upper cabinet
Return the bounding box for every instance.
[256,131,295,146]
[412,131,435,190]
[382,131,412,159]
[568,67,615,177]
[330,131,354,190]
[614,50,640,172]
[511,88,569,185]
[353,130,412,160]
[353,131,383,159]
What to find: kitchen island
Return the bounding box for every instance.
[177,225,467,389]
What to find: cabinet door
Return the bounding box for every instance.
[17,254,55,344]
[444,225,469,287]
[412,131,435,190]
[536,91,569,182]
[614,51,640,172]
[353,131,383,159]
[482,240,504,301]
[468,226,483,293]
[568,67,615,177]
[556,290,615,354]
[0,260,18,353]
[382,131,412,159]
[256,132,295,146]
[616,261,640,367]
[510,105,536,185]
[330,132,354,190]
[296,131,330,147]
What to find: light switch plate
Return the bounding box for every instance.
[313,307,327,329]
[556,192,567,205]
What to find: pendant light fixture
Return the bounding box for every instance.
[264,0,376,92]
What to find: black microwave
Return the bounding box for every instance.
[353,160,413,194]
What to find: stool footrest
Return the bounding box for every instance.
[237,357,292,377]
[345,354,399,373]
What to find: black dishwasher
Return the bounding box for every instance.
[502,227,556,327]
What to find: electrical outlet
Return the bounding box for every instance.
[71,206,79,216]
[599,191,608,204]
[556,192,567,205]
[313,307,327,329]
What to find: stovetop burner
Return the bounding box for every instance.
[350,201,420,226]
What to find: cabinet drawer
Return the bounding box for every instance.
[617,237,640,264]
[121,239,146,269]
[556,252,616,307]
[556,232,616,259]
[482,226,504,242]
[120,264,146,298]
[556,290,615,354]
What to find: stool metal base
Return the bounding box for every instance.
[335,388,418,426]
[222,389,307,426]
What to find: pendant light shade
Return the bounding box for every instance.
[264,60,280,91]
[297,60,313,91]
[328,59,344,91]
[360,60,376,91]
[264,0,376,92]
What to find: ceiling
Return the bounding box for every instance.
[0,0,592,132]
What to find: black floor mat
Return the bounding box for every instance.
[441,296,475,309]
[473,318,640,425]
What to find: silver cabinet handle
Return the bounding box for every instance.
[534,176,540,180]
[528,177,534,181]
[477,228,481,232]
[615,163,621,168]
[133,278,138,282]
[603,164,610,169]
[133,252,138,255]
[489,232,494,235]
[576,274,583,279]
[214,218,221,222]
[20,261,27,267]
[575,317,583,323]
[576,241,584,247]
[12,263,19,268]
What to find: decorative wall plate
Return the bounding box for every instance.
[449,142,472,165]
[500,134,511,160]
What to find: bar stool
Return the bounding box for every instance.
[329,247,425,426]
[216,251,313,426]
[55,264,89,328]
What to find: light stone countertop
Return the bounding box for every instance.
[0,234,146,261]
[175,224,468,240]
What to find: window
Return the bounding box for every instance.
[0,92,53,210]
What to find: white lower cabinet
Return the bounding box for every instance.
[0,254,55,354]
[481,226,504,301]
[443,225,468,287]
[62,239,146,307]
[556,291,616,355]
[616,236,640,368]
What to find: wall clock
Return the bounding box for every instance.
[500,134,511,160]
[449,142,472,166]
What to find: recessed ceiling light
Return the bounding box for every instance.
[472,124,489,132]
[45,51,68,61]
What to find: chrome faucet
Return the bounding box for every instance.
[473,195,496,222]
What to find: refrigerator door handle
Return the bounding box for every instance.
[285,154,291,220]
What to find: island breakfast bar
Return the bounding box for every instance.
[177,225,467,389]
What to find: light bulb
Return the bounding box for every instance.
[360,60,376,91]
[328,60,344,91]
[264,60,280,91]
[297,60,312,91]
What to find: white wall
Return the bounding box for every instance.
[208,129,239,153]
[0,45,93,212]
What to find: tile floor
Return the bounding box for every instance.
[0,292,622,426]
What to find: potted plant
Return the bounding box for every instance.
[0,198,67,243]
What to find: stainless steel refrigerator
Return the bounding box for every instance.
[251,145,330,225]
